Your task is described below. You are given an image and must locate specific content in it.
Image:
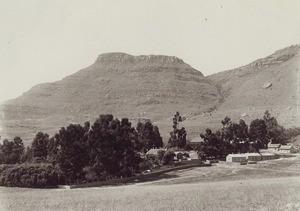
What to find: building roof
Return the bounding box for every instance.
[226,154,247,158]
[146,148,165,155]
[268,143,281,148]
[279,145,292,150]
[245,153,261,157]
[190,137,204,143]
[260,152,275,156]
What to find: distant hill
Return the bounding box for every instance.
[185,45,299,133]
[0,53,221,144]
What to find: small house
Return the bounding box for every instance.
[260,152,276,160]
[189,137,204,148]
[226,154,247,162]
[278,145,296,154]
[267,143,281,151]
[245,153,262,161]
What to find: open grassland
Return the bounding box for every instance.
[0,156,299,211]
[0,177,299,211]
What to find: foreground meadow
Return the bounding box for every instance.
[0,177,299,211]
[0,156,299,211]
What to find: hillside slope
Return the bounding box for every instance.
[0,53,221,144]
[191,45,300,131]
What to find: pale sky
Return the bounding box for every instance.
[0,0,300,103]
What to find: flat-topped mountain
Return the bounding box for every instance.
[0,53,221,144]
[1,45,299,145]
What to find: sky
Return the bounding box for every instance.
[0,0,300,103]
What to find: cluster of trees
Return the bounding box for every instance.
[0,114,164,185]
[2,110,299,187]
[196,111,300,160]
[0,137,24,164]
[0,163,64,188]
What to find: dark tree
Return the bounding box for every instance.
[12,136,25,164]
[221,117,250,153]
[197,129,225,159]
[55,124,90,184]
[0,137,24,164]
[263,110,286,144]
[136,121,163,153]
[88,115,142,179]
[31,132,49,159]
[249,119,268,149]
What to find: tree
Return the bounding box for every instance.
[31,132,49,159]
[0,137,25,164]
[12,136,25,164]
[88,115,142,179]
[221,117,250,153]
[197,129,225,159]
[55,124,90,184]
[249,119,268,149]
[0,139,13,164]
[136,121,163,153]
[168,112,187,149]
[263,110,286,144]
[46,137,59,164]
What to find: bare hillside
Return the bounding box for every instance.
[0,53,221,144]
[192,44,300,131]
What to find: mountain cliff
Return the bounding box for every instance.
[0,53,221,144]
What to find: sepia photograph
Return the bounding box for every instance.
[0,0,299,210]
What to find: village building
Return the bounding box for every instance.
[267,143,281,151]
[189,137,204,148]
[260,152,276,160]
[245,153,262,161]
[226,154,247,162]
[278,145,296,154]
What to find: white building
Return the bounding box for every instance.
[245,153,262,161]
[260,152,276,160]
[226,154,247,162]
[267,143,281,151]
[278,145,296,154]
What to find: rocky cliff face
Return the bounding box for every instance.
[0,53,221,144]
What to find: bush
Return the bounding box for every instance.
[82,166,106,183]
[184,143,193,151]
[0,163,65,188]
[177,153,184,160]
[162,150,175,165]
[139,160,153,172]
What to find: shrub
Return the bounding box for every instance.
[82,166,106,183]
[177,153,184,160]
[162,150,175,165]
[139,160,153,172]
[0,163,65,188]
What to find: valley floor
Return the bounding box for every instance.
[0,156,300,211]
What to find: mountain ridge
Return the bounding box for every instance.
[0,53,220,144]
[1,45,299,145]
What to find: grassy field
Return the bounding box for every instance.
[0,156,300,211]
